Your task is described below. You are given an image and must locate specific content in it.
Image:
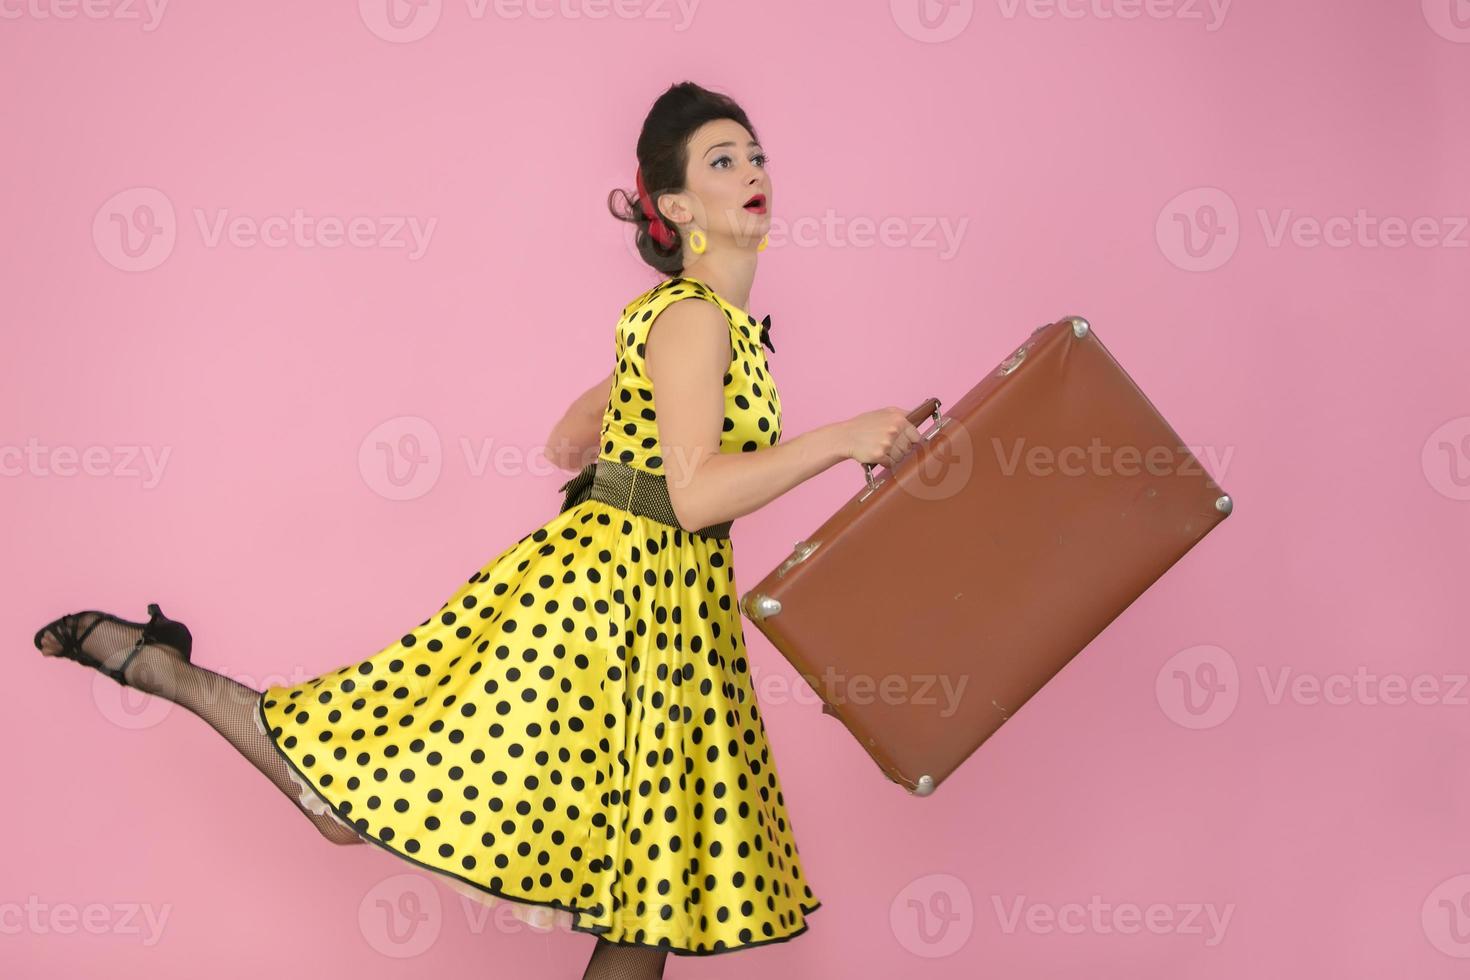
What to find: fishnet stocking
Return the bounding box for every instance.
[581,937,669,980]
[36,612,365,846]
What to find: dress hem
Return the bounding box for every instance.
[254,693,821,957]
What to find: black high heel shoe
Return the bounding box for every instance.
[32,603,194,689]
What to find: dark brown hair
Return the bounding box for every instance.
[607,82,760,276]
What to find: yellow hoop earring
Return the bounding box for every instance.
[756,234,768,252]
[688,229,706,254]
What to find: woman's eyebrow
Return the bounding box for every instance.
[703,140,761,158]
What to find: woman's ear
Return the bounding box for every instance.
[659,190,694,227]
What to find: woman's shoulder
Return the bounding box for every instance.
[618,276,724,324]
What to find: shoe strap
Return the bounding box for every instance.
[70,610,150,686]
[113,612,156,686]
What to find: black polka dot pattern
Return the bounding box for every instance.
[603,276,783,473]
[257,276,819,957]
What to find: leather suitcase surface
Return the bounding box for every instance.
[738,315,1233,796]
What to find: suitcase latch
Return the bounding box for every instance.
[997,343,1030,376]
[777,539,821,577]
[998,316,1091,377]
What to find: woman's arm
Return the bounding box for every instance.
[547,368,614,472]
[646,300,857,531]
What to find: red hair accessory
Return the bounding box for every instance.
[635,165,676,249]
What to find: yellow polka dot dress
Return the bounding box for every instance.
[255,275,821,956]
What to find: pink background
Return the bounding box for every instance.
[5,0,1470,976]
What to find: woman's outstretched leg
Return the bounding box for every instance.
[35,611,365,846]
[581,938,669,980]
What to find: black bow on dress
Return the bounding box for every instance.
[759,314,775,353]
[557,460,597,513]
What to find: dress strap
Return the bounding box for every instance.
[620,277,732,372]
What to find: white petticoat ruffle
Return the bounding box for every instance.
[251,696,344,821]
[253,695,577,933]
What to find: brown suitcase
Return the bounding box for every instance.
[738,315,1233,796]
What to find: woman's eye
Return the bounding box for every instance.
[712,153,769,169]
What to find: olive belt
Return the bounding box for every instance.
[557,457,733,540]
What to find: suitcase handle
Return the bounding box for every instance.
[861,397,944,492]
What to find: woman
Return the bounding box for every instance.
[32,81,921,978]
